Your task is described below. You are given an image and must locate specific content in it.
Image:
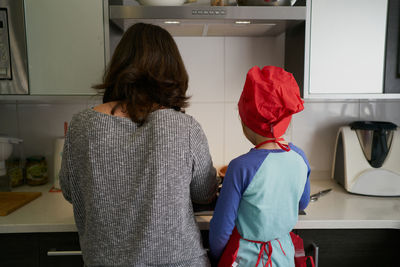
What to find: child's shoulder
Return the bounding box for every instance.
[227,149,268,173]
[289,143,305,154]
[289,143,308,158]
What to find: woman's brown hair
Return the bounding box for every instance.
[93,23,189,125]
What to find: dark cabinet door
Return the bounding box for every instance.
[0,233,39,267]
[296,229,400,267]
[39,232,84,267]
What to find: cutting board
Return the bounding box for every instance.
[0,192,42,216]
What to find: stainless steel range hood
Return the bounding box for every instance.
[108,5,306,37]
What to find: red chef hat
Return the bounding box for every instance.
[238,66,304,138]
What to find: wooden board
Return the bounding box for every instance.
[0,192,42,216]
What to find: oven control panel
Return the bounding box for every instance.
[0,9,11,80]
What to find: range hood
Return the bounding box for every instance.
[108,5,306,37]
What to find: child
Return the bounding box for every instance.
[209,66,311,267]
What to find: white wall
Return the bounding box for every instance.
[1,36,400,182]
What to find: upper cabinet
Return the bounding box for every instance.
[304,0,391,98]
[24,0,106,95]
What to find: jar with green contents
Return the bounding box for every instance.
[6,158,24,187]
[26,156,48,186]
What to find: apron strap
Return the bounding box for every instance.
[219,227,287,267]
[254,138,291,152]
[242,237,286,267]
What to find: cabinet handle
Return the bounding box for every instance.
[311,242,319,267]
[47,250,82,256]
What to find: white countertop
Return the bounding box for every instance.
[0,184,76,233]
[295,179,400,229]
[1,179,400,233]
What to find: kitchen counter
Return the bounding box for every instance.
[1,179,400,233]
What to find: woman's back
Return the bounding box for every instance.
[60,108,217,266]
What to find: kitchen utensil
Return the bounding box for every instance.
[310,188,332,202]
[0,192,41,216]
[237,0,291,6]
[332,122,400,196]
[137,0,185,5]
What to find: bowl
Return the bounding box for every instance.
[236,0,291,6]
[137,0,185,6]
[218,165,228,178]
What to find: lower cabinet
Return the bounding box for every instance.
[0,233,39,267]
[295,229,400,267]
[201,229,400,267]
[39,232,83,267]
[0,232,83,267]
[2,229,399,267]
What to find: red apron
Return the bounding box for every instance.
[218,228,315,267]
[218,227,286,267]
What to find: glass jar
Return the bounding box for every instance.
[26,156,48,186]
[6,158,24,187]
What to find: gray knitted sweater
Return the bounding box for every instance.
[60,108,218,267]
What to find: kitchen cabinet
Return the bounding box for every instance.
[0,233,39,267]
[201,229,400,267]
[0,232,84,267]
[304,0,390,98]
[24,0,106,95]
[295,229,400,267]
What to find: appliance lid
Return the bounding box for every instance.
[350,121,398,168]
[350,121,398,131]
[108,5,306,36]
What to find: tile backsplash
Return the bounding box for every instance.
[1,36,400,182]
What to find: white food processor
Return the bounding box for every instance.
[332,121,400,196]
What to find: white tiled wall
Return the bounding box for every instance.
[1,37,400,182]
[175,37,225,103]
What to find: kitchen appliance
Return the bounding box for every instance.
[0,136,23,191]
[310,188,332,202]
[332,121,400,196]
[0,0,29,94]
[108,2,306,37]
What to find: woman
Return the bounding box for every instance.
[60,23,218,267]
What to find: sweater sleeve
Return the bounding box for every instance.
[189,118,218,204]
[209,162,243,261]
